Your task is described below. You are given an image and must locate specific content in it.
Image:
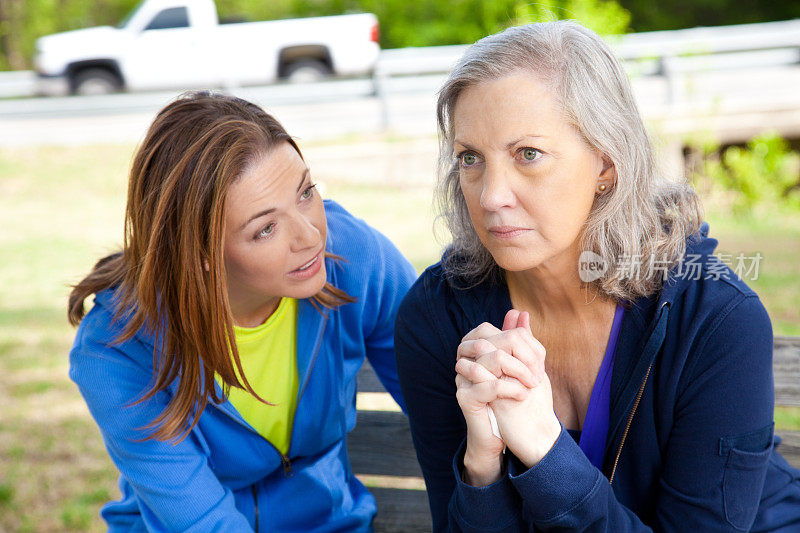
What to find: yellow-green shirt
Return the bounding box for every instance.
[218,297,299,455]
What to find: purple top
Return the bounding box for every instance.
[571,303,625,470]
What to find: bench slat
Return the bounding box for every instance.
[779,431,800,468]
[348,410,424,478]
[774,337,800,407]
[348,409,432,532]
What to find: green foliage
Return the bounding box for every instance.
[693,132,800,216]
[290,0,630,48]
[619,0,800,32]
[0,0,140,70]
[516,0,631,35]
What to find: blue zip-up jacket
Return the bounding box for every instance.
[69,200,417,532]
[395,223,800,532]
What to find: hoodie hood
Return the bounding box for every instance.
[657,221,718,307]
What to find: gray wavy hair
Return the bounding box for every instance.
[436,20,703,300]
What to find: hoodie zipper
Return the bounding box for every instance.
[250,484,260,532]
[213,310,328,526]
[609,362,653,484]
[607,301,670,485]
[268,311,329,477]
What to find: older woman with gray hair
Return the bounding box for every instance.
[394,20,800,532]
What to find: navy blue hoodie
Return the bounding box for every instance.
[395,223,800,532]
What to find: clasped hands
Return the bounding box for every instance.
[455,309,561,487]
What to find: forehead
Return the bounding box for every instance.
[225,143,305,221]
[452,72,569,143]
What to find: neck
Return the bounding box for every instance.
[229,295,281,328]
[505,242,613,323]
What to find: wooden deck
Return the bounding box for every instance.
[349,337,800,532]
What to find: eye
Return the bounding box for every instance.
[518,148,542,162]
[300,183,317,200]
[458,151,480,167]
[256,223,275,240]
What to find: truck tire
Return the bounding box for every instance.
[72,69,122,95]
[284,60,331,83]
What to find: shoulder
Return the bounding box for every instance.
[324,199,407,268]
[70,288,152,374]
[663,246,773,391]
[670,233,769,342]
[397,257,507,355]
[72,288,125,349]
[322,199,416,301]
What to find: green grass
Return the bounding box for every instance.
[0,140,797,531]
[776,407,800,431]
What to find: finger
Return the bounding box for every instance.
[517,311,530,331]
[514,311,546,367]
[502,309,519,331]
[475,349,537,387]
[461,322,502,343]
[515,323,547,365]
[457,338,496,361]
[455,357,499,384]
[484,330,540,371]
[467,378,529,403]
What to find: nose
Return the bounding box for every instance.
[480,162,516,211]
[290,212,321,252]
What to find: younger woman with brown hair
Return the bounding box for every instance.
[68,91,415,532]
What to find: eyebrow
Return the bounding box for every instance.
[240,168,310,230]
[453,135,547,151]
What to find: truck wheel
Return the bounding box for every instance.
[73,69,122,95]
[284,60,331,83]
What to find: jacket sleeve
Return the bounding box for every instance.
[506,294,775,532]
[361,224,418,413]
[394,278,526,532]
[69,315,254,533]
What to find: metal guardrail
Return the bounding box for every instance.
[370,18,800,127]
[0,70,36,98]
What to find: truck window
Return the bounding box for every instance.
[144,7,190,31]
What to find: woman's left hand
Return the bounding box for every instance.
[456,309,562,468]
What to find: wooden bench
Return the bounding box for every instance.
[349,336,800,532]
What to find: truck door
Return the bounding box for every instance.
[123,6,211,90]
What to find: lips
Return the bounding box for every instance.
[296,255,318,271]
[488,225,531,239]
[287,249,324,280]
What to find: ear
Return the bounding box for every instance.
[596,154,617,193]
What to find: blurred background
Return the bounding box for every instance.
[1,0,800,531]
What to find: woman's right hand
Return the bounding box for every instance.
[455,318,540,486]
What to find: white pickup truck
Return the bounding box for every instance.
[34,0,380,95]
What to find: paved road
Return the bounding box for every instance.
[1,66,799,148]
[0,75,444,147]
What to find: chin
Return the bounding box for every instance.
[489,248,548,272]
[304,266,328,297]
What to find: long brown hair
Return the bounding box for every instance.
[68,91,353,442]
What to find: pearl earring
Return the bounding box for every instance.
[598,184,607,192]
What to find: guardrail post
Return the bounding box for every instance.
[373,66,390,131]
[661,54,679,106]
